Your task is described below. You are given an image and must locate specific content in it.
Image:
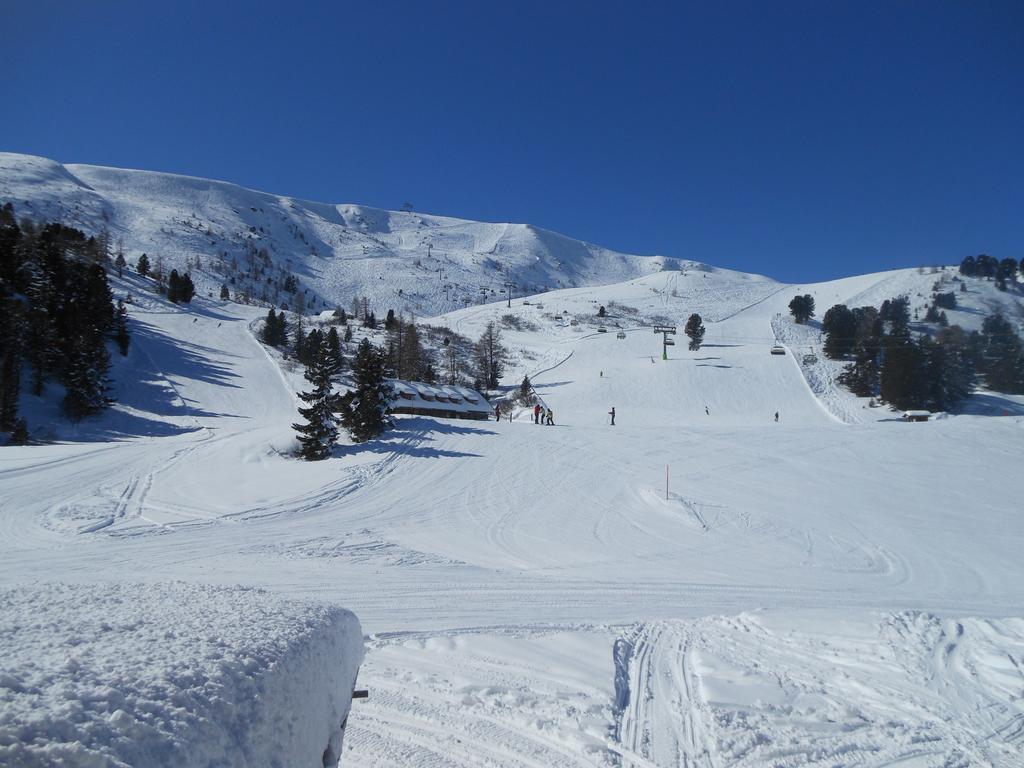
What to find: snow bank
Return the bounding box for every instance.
[0,583,364,767]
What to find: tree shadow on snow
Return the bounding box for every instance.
[47,414,206,443]
[339,416,492,459]
[131,320,244,391]
[956,392,1024,417]
[391,417,497,438]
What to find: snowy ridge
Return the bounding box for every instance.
[0,582,364,767]
[0,152,677,317]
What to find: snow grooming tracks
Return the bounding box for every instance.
[612,613,1024,768]
[612,622,719,768]
[344,627,617,767]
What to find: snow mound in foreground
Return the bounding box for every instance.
[0,582,364,767]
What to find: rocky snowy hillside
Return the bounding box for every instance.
[0,152,679,317]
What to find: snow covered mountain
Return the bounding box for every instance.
[0,152,682,316]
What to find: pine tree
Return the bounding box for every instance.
[304,328,323,367]
[263,309,280,346]
[344,324,352,342]
[61,335,110,422]
[879,298,917,408]
[0,338,21,431]
[275,310,288,347]
[167,269,181,302]
[385,309,397,330]
[684,313,705,351]
[326,326,344,371]
[474,321,507,390]
[822,304,856,359]
[399,320,424,380]
[291,334,343,460]
[114,301,130,356]
[59,262,114,421]
[136,253,150,277]
[928,326,975,409]
[520,375,532,400]
[339,338,393,443]
[838,307,882,396]
[114,251,126,278]
[788,294,815,324]
[598,305,606,317]
[178,272,195,303]
[979,314,1024,393]
[293,316,306,361]
[220,284,229,300]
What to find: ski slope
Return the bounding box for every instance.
[2,264,1023,766]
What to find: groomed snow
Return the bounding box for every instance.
[0,583,363,768]
[1,250,1022,765]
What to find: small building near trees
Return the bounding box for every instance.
[902,410,931,422]
[388,380,492,421]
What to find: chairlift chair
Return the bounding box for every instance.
[616,331,626,339]
[770,345,786,355]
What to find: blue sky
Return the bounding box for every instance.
[2,1,1021,281]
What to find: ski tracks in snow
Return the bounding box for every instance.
[609,614,1024,767]
[613,622,718,768]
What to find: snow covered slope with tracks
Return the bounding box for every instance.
[1,218,1022,764]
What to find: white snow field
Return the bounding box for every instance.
[0,152,676,317]
[1,253,1023,765]
[0,583,364,768]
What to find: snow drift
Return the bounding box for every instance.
[0,582,364,768]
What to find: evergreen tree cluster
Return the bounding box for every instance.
[788,294,815,324]
[261,308,289,347]
[977,314,1024,394]
[338,338,392,444]
[166,269,196,303]
[826,292,1024,410]
[959,254,1020,291]
[0,206,124,431]
[291,325,397,459]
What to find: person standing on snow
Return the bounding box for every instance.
[495,404,501,421]
[534,403,542,424]
[546,408,554,425]
[705,405,710,416]
[609,406,615,426]
[774,411,779,422]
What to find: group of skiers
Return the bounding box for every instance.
[495,401,778,426]
[493,403,554,424]
[533,403,554,425]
